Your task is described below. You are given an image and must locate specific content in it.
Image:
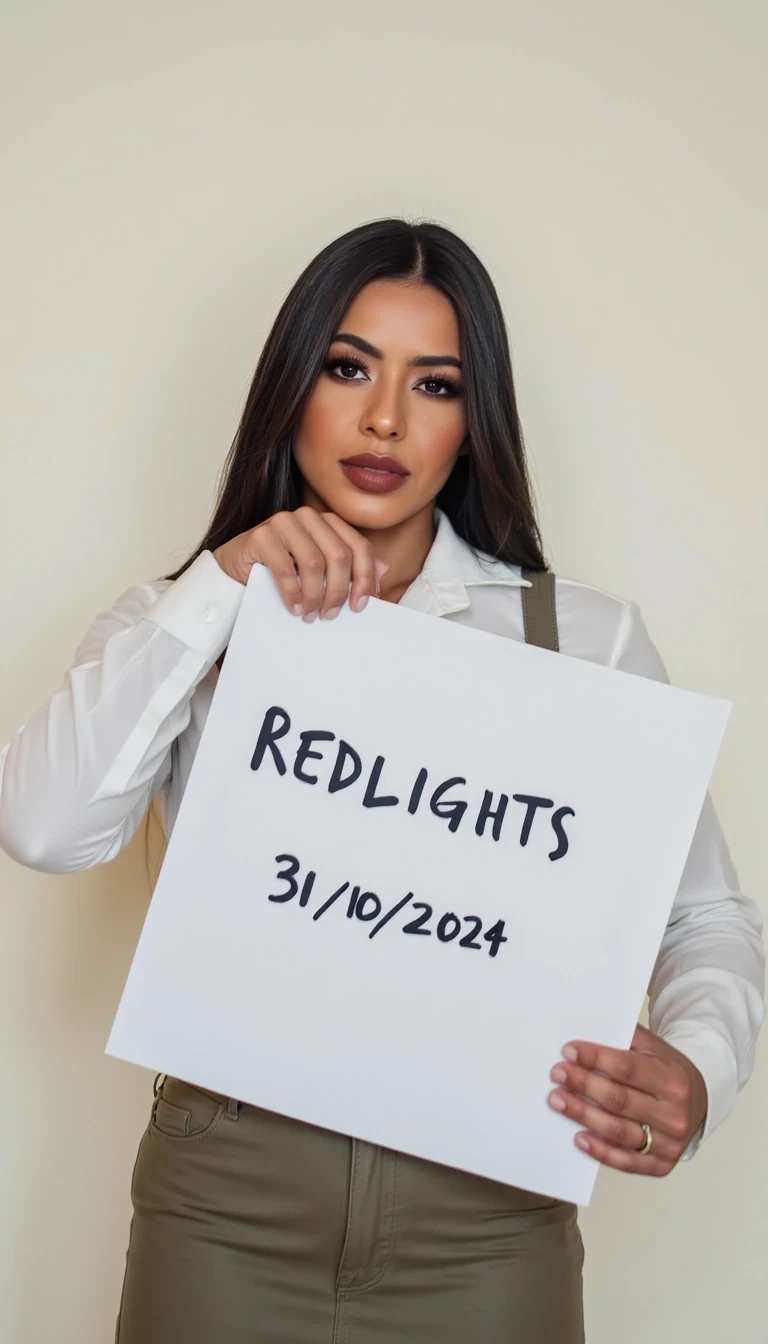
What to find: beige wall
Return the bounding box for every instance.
[1,3,766,1340]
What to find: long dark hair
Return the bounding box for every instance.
[145,218,548,878]
[160,216,547,581]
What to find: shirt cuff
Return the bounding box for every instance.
[144,549,246,660]
[658,1023,739,1161]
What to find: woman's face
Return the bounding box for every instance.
[293,279,468,530]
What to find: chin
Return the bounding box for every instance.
[323,486,418,530]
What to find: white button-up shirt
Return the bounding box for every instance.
[1,508,763,1159]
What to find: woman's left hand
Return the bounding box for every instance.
[548,1024,708,1176]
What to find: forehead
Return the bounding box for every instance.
[337,280,460,354]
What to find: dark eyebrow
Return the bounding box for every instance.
[331,331,462,371]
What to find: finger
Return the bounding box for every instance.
[249,529,304,615]
[293,508,354,618]
[631,1023,658,1051]
[562,1039,669,1101]
[571,1129,676,1178]
[270,513,328,620]
[549,1060,684,1137]
[322,514,378,612]
[548,1087,681,1161]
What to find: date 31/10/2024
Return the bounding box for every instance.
[269,854,509,959]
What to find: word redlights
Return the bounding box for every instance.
[251,705,576,861]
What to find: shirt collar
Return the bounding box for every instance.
[399,507,533,618]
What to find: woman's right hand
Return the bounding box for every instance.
[213,506,388,621]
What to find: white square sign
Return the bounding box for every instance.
[107,565,730,1205]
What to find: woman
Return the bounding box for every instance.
[0,218,764,1344]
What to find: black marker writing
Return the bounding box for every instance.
[250,706,576,862]
[268,854,508,959]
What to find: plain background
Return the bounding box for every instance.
[1,3,765,1341]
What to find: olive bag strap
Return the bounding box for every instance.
[520,568,559,652]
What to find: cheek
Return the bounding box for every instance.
[294,386,354,471]
[302,386,336,436]
[413,404,468,476]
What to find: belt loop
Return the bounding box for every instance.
[226,1096,240,1121]
[151,1072,166,1122]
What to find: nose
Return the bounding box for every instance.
[359,374,406,441]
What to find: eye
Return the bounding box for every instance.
[417,375,463,399]
[323,355,463,399]
[323,355,369,382]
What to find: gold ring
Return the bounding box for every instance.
[636,1122,653,1155]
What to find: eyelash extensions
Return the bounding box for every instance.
[322,354,464,399]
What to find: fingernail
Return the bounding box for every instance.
[324,607,341,621]
[562,1046,578,1062]
[551,1066,567,1084]
[291,603,303,616]
[354,595,369,613]
[374,559,390,579]
[575,1134,591,1152]
[303,609,318,623]
[549,1092,567,1111]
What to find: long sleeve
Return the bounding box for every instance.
[0,550,245,874]
[611,601,766,1153]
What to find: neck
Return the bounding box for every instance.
[358,504,437,603]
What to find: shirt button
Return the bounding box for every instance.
[201,605,218,623]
